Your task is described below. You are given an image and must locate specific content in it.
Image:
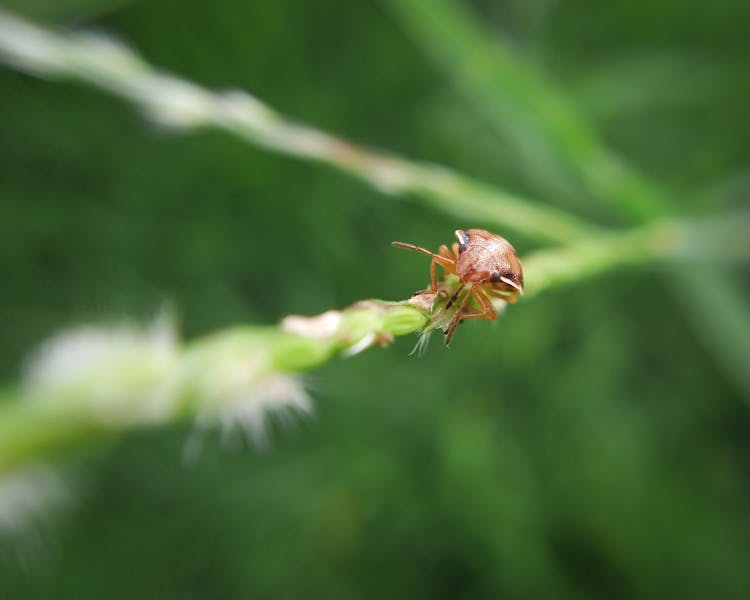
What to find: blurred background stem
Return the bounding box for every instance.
[0,8,746,263]
[0,9,593,245]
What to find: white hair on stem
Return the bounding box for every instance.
[22,316,180,427]
[0,465,70,568]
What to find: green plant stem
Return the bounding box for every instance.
[0,217,710,472]
[0,310,421,471]
[0,399,108,472]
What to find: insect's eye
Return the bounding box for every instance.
[456,230,470,253]
[491,270,516,283]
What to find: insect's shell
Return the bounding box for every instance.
[455,229,524,292]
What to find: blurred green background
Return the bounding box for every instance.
[1,0,749,597]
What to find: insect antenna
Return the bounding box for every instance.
[391,242,444,261]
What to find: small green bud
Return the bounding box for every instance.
[381,305,429,336]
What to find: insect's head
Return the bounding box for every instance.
[489,267,524,295]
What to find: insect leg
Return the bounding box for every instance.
[488,289,518,304]
[445,282,466,309]
[460,288,498,321]
[393,242,457,292]
[445,287,473,344]
[438,244,454,260]
[392,242,456,269]
[450,242,461,260]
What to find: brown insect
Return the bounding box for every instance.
[393,229,524,343]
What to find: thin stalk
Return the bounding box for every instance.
[0,302,426,472]
[0,217,722,471]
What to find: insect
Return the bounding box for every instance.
[393,229,524,343]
